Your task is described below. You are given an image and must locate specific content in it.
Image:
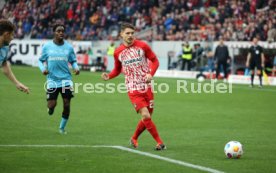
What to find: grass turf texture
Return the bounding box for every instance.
[0,66,275,173]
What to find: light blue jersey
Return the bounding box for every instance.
[0,46,9,66]
[38,40,79,89]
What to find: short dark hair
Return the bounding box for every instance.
[120,22,135,32]
[0,19,15,35]
[253,35,259,40]
[53,23,65,32]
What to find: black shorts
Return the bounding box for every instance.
[47,86,74,101]
[250,61,262,71]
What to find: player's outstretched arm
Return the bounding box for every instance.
[102,55,122,80]
[15,82,30,94]
[2,61,30,94]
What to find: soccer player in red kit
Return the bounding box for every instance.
[101,22,166,150]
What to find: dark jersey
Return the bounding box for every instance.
[249,45,263,64]
[214,45,229,62]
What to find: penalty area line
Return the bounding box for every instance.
[0,144,224,173]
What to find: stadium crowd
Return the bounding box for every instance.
[0,0,275,41]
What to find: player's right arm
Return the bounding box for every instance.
[38,44,48,75]
[101,53,122,81]
[2,61,29,94]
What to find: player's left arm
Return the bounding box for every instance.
[69,47,80,75]
[144,43,159,83]
[2,61,29,94]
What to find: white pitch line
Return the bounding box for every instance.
[108,146,224,173]
[0,144,97,148]
[0,144,224,173]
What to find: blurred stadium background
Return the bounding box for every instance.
[1,0,276,173]
[1,0,276,83]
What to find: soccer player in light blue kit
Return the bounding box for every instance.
[0,19,29,94]
[38,23,80,134]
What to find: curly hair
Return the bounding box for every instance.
[0,19,15,35]
[53,23,65,32]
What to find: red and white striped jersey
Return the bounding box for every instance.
[108,39,159,91]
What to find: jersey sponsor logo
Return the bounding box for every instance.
[48,57,68,61]
[119,47,144,66]
[122,57,142,65]
[117,46,150,91]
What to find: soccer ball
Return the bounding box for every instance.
[197,76,205,82]
[224,141,243,159]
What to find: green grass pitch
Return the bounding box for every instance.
[0,66,275,173]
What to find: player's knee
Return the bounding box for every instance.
[142,114,150,119]
[48,101,57,109]
[141,111,151,119]
[139,107,151,119]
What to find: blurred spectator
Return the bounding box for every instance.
[0,0,275,41]
[107,41,116,56]
[181,41,193,71]
[205,44,215,75]
[267,22,276,42]
[272,55,276,76]
[214,37,230,82]
[193,43,204,70]
[87,47,93,65]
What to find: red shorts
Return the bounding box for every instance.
[128,88,154,114]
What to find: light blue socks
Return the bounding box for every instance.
[59,117,68,130]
